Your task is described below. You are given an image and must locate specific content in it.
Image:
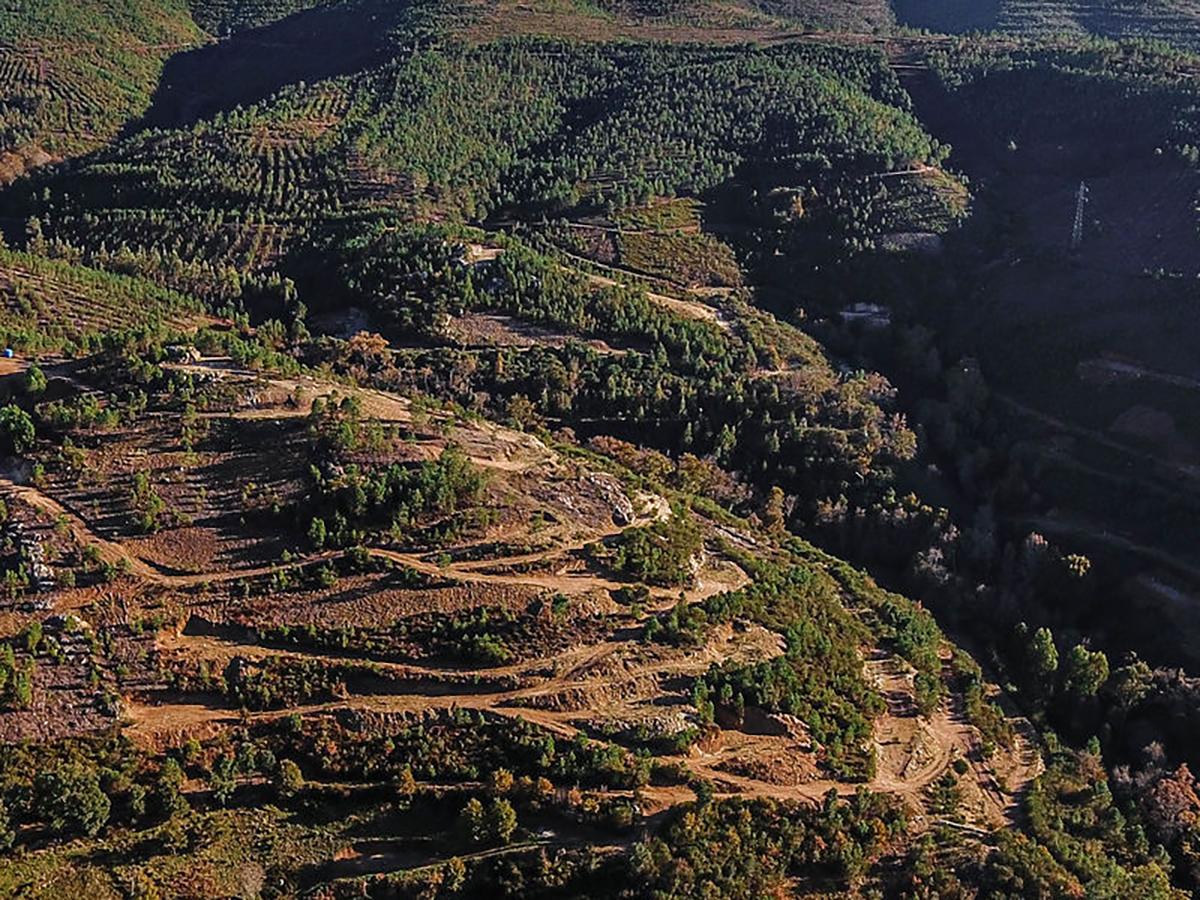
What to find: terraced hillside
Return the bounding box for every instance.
[0,309,1051,896]
[463,0,894,40]
[5,38,955,306]
[0,249,212,353]
[894,0,1200,49]
[0,2,1199,899]
[0,0,203,182]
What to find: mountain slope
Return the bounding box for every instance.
[0,1,1198,899]
[0,0,203,181]
[186,0,328,35]
[894,0,1200,49]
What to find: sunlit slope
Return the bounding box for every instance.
[0,0,203,180]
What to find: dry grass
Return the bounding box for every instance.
[460,0,808,44]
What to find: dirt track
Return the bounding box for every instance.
[0,472,657,596]
[0,357,673,593]
[125,630,1037,827]
[126,612,1036,827]
[167,358,413,422]
[1,364,1035,831]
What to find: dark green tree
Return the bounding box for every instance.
[209,755,237,806]
[0,406,35,457]
[487,797,518,844]
[274,759,303,798]
[457,797,487,845]
[150,758,188,822]
[1062,644,1109,698]
[34,764,111,837]
[23,366,46,396]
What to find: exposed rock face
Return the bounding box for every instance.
[716,704,809,743]
[586,472,635,526]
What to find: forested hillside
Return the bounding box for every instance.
[187,0,327,35]
[0,1,1199,899]
[0,0,202,181]
[895,0,1200,49]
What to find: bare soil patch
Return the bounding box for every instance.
[446,312,625,354]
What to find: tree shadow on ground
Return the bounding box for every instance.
[133,0,419,132]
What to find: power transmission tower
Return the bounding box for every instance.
[1070,181,1088,250]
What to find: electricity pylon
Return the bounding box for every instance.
[1071,181,1088,250]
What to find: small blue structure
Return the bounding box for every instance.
[2,349,12,358]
